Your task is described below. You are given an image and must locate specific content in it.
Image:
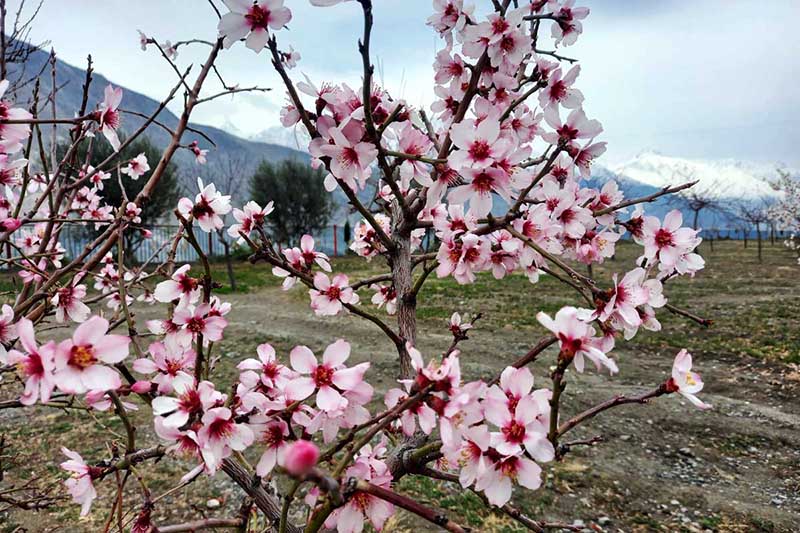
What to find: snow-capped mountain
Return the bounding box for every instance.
[611,151,784,200]
[250,126,311,153]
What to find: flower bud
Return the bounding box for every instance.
[283,440,319,476]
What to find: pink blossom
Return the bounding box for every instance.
[539,64,584,110]
[121,152,149,180]
[449,166,511,218]
[177,178,232,233]
[285,340,369,412]
[93,87,121,149]
[319,124,378,191]
[667,349,711,410]
[436,233,489,284]
[0,318,56,405]
[51,282,91,323]
[152,379,224,428]
[197,406,254,471]
[0,303,18,343]
[154,264,201,307]
[237,343,293,392]
[309,272,358,316]
[60,447,98,516]
[448,118,508,170]
[536,306,618,373]
[227,200,274,243]
[283,439,319,476]
[642,210,700,269]
[53,316,130,394]
[550,0,590,46]
[189,140,208,164]
[542,106,602,146]
[251,417,291,476]
[0,80,33,146]
[474,441,543,506]
[132,341,195,394]
[370,284,397,315]
[218,0,292,53]
[173,303,228,343]
[124,201,142,224]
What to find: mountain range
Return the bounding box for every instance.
[7,45,792,230]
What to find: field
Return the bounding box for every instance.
[1,240,799,532]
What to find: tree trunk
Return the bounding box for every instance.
[222,240,237,291]
[391,204,415,379]
[756,223,762,262]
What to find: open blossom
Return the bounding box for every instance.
[542,106,602,146]
[60,448,98,516]
[95,84,123,150]
[237,343,293,392]
[178,178,232,232]
[132,341,195,394]
[550,0,590,46]
[124,201,142,223]
[51,282,91,323]
[642,210,700,269]
[667,349,711,410]
[448,118,508,170]
[173,303,228,343]
[370,284,397,315]
[319,125,378,192]
[197,406,255,471]
[121,152,150,180]
[309,272,358,316]
[436,233,489,284]
[154,264,201,307]
[539,64,583,110]
[285,340,370,412]
[227,200,274,243]
[53,316,130,394]
[219,0,292,52]
[0,80,33,147]
[152,380,224,428]
[0,318,56,405]
[537,306,618,373]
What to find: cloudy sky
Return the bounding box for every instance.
[8,0,800,166]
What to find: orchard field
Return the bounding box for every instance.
[2,240,798,532]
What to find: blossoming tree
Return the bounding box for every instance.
[0,0,714,531]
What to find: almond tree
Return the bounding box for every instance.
[0,1,716,531]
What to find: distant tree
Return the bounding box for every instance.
[249,158,332,246]
[58,136,180,260]
[198,152,252,291]
[737,200,772,262]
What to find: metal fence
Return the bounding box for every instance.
[57,224,351,264]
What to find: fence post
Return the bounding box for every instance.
[333,224,338,257]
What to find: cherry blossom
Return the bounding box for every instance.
[0,318,56,405]
[285,340,370,412]
[51,282,91,323]
[121,152,150,180]
[666,349,711,410]
[53,316,130,394]
[219,0,292,52]
[178,178,232,232]
[309,272,358,316]
[537,306,618,373]
[154,264,201,307]
[60,448,98,516]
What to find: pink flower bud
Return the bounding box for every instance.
[2,218,21,232]
[131,380,153,394]
[141,229,153,239]
[283,440,319,476]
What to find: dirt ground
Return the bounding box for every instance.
[1,241,799,532]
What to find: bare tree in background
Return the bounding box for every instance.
[198,152,251,291]
[737,200,773,262]
[0,0,48,94]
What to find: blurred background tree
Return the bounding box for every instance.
[249,158,332,246]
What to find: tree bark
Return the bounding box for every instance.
[391,203,415,379]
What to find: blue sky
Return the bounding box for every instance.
[8,0,800,165]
